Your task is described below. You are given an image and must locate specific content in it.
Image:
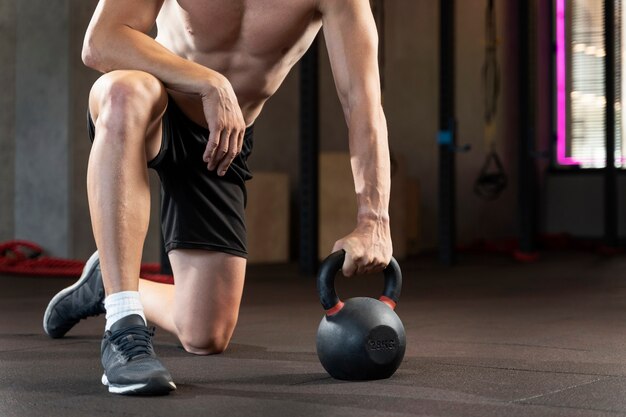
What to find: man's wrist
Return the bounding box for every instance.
[357,210,390,226]
[197,70,229,98]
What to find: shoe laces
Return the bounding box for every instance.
[109,325,156,361]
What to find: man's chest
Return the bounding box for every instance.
[162,0,321,55]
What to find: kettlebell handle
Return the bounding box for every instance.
[317,250,402,315]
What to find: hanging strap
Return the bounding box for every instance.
[475,0,507,200]
[483,0,499,151]
[474,151,508,200]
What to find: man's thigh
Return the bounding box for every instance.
[169,248,246,353]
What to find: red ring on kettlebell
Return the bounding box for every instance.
[379,295,397,310]
[325,300,345,316]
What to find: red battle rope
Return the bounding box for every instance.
[0,240,174,284]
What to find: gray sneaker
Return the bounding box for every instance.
[43,251,105,338]
[101,314,176,395]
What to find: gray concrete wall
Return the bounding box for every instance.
[0,0,16,241]
[0,0,161,261]
[14,0,70,256]
[69,0,99,261]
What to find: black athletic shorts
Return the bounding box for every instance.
[88,96,254,258]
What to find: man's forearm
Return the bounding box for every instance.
[83,25,224,96]
[347,105,391,225]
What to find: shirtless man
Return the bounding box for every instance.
[43,0,392,395]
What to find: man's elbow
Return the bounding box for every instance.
[81,31,106,71]
[82,39,101,70]
[82,47,97,69]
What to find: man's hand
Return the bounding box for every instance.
[332,218,393,277]
[200,77,247,176]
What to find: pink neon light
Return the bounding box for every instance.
[556,0,624,166]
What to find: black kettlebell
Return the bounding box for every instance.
[316,250,406,381]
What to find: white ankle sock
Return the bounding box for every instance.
[104,291,146,331]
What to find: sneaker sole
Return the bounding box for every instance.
[42,251,101,338]
[102,373,176,396]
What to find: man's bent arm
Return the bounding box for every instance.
[319,0,392,276]
[85,1,222,100]
[83,0,246,175]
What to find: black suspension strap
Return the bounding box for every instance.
[474,0,507,200]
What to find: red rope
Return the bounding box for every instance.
[0,240,173,284]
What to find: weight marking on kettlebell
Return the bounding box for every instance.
[367,339,397,351]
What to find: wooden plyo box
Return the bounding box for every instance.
[245,172,290,263]
[319,152,420,260]
[319,152,358,259]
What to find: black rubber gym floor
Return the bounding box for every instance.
[1,252,626,417]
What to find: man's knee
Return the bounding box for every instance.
[178,328,233,356]
[90,70,166,126]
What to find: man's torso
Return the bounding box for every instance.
[155,0,323,126]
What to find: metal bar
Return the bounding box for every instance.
[299,38,320,275]
[549,0,556,165]
[439,0,456,265]
[518,0,538,254]
[604,0,618,247]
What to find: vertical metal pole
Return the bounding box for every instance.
[518,0,538,254]
[604,0,618,247]
[548,0,556,165]
[299,38,320,275]
[439,0,456,265]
